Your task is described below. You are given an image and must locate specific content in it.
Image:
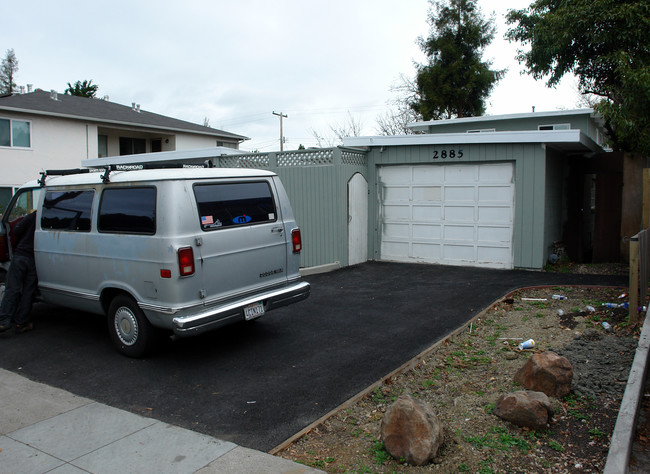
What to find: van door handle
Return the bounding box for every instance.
[271,227,284,234]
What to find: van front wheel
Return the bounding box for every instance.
[108,295,153,358]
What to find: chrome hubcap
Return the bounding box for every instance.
[114,307,138,346]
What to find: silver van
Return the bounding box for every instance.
[0,166,310,356]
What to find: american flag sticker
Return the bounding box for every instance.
[201,215,214,225]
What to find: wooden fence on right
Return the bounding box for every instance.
[629,228,650,323]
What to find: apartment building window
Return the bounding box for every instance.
[538,123,570,131]
[98,135,108,157]
[119,137,146,155]
[0,118,31,148]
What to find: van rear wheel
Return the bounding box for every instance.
[108,295,153,358]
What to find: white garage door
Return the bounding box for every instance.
[379,163,514,269]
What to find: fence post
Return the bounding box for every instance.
[630,235,640,324]
[641,168,650,229]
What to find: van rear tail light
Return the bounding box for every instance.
[291,228,302,253]
[178,247,195,276]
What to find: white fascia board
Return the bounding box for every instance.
[81,147,246,167]
[343,130,602,152]
[407,108,597,132]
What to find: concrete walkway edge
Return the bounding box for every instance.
[0,369,323,474]
[604,312,650,474]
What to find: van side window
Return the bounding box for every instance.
[98,187,156,235]
[193,181,277,231]
[42,190,94,232]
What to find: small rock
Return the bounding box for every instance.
[581,329,603,341]
[514,351,573,398]
[381,394,444,466]
[505,351,518,360]
[493,390,554,430]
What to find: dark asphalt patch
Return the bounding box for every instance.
[0,262,626,451]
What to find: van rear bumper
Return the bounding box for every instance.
[170,281,310,337]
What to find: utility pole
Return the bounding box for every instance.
[272,111,288,151]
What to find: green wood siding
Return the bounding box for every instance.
[364,142,549,269]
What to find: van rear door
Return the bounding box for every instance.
[192,179,289,315]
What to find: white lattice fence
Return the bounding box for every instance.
[277,149,334,167]
[341,150,366,166]
[219,155,270,168]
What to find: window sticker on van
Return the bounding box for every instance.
[193,181,277,231]
[233,214,252,224]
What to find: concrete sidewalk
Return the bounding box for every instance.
[0,369,322,474]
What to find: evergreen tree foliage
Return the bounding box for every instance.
[411,0,504,120]
[65,79,99,98]
[0,49,19,94]
[506,0,650,155]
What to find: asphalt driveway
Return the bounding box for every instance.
[0,262,627,451]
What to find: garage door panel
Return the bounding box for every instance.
[384,186,410,201]
[381,167,411,183]
[413,166,443,183]
[443,244,475,261]
[477,246,511,265]
[444,225,475,241]
[383,222,410,239]
[380,163,514,269]
[444,205,474,222]
[384,204,410,220]
[478,226,512,243]
[413,224,441,240]
[479,163,513,181]
[381,241,409,257]
[478,206,512,223]
[478,186,512,201]
[412,243,441,259]
[412,186,442,201]
[445,165,477,183]
[445,186,475,201]
[412,205,442,221]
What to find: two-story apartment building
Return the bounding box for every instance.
[0,89,247,208]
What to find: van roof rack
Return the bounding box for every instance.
[38,168,92,186]
[38,161,214,186]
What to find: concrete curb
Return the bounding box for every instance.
[604,311,650,474]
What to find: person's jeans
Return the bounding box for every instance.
[0,255,37,326]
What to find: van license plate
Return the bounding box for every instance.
[244,302,264,320]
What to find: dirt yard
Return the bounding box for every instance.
[276,282,643,473]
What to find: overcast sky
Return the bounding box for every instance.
[3,0,581,152]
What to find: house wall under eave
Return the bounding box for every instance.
[0,112,90,188]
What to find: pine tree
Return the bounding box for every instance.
[411,0,504,120]
[0,49,19,94]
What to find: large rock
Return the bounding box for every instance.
[514,351,573,398]
[380,394,444,466]
[493,390,555,430]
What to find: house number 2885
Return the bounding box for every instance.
[432,149,463,159]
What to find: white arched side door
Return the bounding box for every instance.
[348,173,368,266]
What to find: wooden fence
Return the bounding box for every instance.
[629,228,650,323]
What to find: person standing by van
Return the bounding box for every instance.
[0,211,37,335]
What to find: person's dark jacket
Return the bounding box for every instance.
[13,211,36,258]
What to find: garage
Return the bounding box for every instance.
[379,162,515,269]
